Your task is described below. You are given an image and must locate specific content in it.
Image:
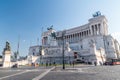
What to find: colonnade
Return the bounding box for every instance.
[91,23,101,35]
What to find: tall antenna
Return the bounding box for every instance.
[17,35,20,59]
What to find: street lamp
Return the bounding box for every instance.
[39,46,43,65]
[62,30,66,69]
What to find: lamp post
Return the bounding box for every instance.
[39,46,41,65]
[39,46,43,65]
[62,30,66,69]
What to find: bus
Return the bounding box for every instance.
[104,59,120,65]
[111,59,120,65]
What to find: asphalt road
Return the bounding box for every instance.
[41,65,120,80]
[1,65,120,80]
[0,66,53,80]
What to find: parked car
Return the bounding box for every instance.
[103,61,112,65]
[74,59,85,64]
[11,64,18,68]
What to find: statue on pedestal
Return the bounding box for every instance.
[2,41,11,67]
[3,41,11,55]
[4,41,11,51]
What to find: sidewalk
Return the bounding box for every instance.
[40,64,96,80]
[34,64,94,80]
[52,64,94,72]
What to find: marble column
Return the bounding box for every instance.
[90,25,93,35]
[94,25,96,35]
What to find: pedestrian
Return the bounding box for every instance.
[49,63,51,66]
[99,61,102,66]
[46,62,48,68]
[41,62,43,66]
[72,61,75,68]
[53,62,56,67]
[70,61,72,66]
[94,61,97,66]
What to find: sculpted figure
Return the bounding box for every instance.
[4,41,11,51]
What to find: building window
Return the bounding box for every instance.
[108,42,109,46]
[84,31,86,36]
[82,32,83,37]
[98,24,101,27]
[98,24,101,30]
[89,30,91,34]
[74,52,77,59]
[87,30,88,35]
[33,52,35,55]
[80,32,81,37]
[95,24,97,31]
[92,25,94,35]
[81,45,83,49]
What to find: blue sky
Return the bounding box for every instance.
[0,0,120,56]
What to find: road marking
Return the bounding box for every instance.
[0,70,29,80]
[0,70,21,72]
[32,67,55,80]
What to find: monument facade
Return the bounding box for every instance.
[28,12,120,65]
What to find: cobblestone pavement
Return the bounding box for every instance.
[41,65,120,80]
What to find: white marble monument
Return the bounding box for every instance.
[2,41,11,67]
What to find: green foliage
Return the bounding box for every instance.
[14,51,18,59]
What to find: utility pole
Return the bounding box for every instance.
[62,30,66,69]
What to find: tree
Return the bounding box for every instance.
[14,51,18,60]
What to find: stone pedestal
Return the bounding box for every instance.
[2,51,11,67]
